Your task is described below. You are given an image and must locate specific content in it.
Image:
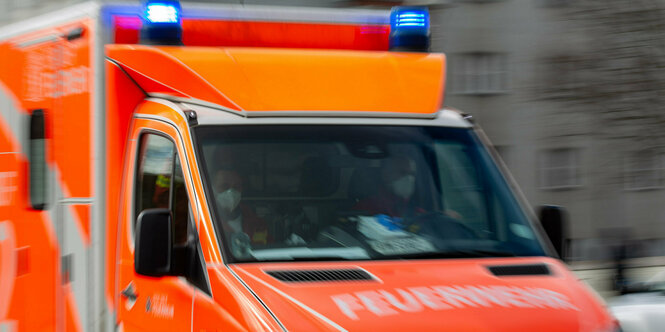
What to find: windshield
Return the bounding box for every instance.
[195,125,546,263]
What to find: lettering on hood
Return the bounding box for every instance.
[331,285,579,320]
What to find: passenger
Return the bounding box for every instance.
[354,156,425,219]
[213,169,270,246]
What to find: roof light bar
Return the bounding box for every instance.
[395,12,427,27]
[140,0,183,46]
[146,3,180,24]
[389,7,430,52]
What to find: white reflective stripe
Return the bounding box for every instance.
[91,14,113,331]
[48,166,89,330]
[0,321,17,332]
[59,198,93,204]
[0,82,26,155]
[15,34,59,49]
[235,267,348,332]
[0,2,98,41]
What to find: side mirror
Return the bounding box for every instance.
[135,208,172,277]
[539,205,567,260]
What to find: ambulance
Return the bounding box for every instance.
[0,0,619,331]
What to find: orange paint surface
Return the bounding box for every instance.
[0,82,57,332]
[105,61,146,310]
[107,45,446,113]
[231,258,615,331]
[0,18,92,331]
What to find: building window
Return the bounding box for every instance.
[539,148,580,189]
[449,52,509,95]
[625,150,663,190]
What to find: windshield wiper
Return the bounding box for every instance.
[247,256,366,262]
[379,249,516,260]
[288,256,361,261]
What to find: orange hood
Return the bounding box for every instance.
[229,257,614,331]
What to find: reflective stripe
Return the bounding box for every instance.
[155,174,171,188]
[0,321,17,332]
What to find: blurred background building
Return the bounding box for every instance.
[3,0,665,266]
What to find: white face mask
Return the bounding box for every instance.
[390,175,415,200]
[216,188,241,212]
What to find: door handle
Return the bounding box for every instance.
[121,282,138,301]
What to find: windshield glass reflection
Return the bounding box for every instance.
[195,125,546,262]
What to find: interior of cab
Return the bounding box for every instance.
[195,125,546,262]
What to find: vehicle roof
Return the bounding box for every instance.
[155,99,472,128]
[107,45,446,115]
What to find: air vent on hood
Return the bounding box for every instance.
[265,269,375,283]
[487,263,551,276]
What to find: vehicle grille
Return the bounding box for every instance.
[265,269,375,282]
[487,263,551,276]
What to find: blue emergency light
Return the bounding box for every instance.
[389,7,430,52]
[146,3,180,23]
[140,0,183,45]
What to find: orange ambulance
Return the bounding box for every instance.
[0,1,619,331]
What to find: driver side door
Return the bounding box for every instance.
[116,121,194,331]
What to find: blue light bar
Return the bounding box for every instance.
[389,7,430,52]
[395,12,427,28]
[140,0,183,45]
[146,3,180,24]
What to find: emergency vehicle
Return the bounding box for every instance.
[0,0,619,331]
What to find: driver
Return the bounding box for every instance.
[354,156,468,241]
[213,168,270,246]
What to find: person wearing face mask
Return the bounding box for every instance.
[213,169,270,250]
[353,156,425,220]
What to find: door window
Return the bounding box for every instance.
[134,133,189,245]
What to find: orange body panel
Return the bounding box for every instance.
[116,115,195,332]
[106,45,446,114]
[231,258,615,331]
[3,21,94,199]
[105,61,147,311]
[0,17,93,331]
[126,100,224,266]
[0,114,57,331]
[194,266,278,331]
